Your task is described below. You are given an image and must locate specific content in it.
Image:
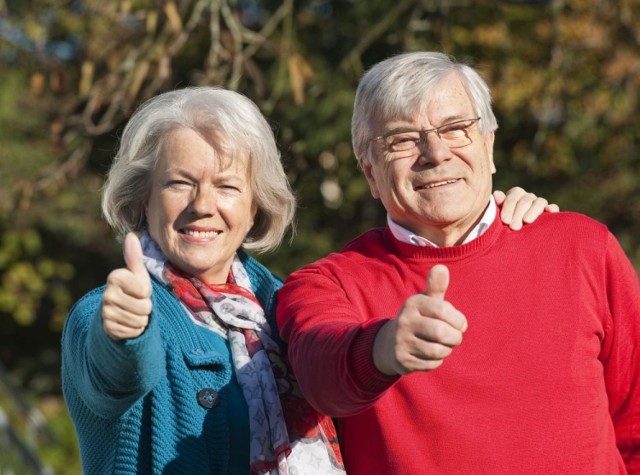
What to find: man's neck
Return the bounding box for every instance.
[387,197,496,248]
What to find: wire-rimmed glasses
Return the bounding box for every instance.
[372,117,481,158]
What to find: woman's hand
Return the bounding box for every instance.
[493,187,560,230]
[102,233,153,340]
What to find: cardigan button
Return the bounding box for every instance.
[197,388,219,409]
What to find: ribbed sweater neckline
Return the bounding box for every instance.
[383,215,504,262]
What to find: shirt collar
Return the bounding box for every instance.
[387,195,497,248]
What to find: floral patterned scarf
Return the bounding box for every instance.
[139,231,344,475]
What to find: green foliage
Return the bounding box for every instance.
[0,0,637,368]
[0,229,74,327]
[0,389,80,474]
[38,398,82,475]
[0,70,76,329]
[1,0,639,468]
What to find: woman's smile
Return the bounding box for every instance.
[146,127,256,284]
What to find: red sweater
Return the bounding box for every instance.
[277,212,640,474]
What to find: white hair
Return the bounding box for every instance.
[102,87,295,252]
[352,51,498,165]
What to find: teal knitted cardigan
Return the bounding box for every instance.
[61,252,282,474]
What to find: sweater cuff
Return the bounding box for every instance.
[350,318,400,397]
[87,305,164,393]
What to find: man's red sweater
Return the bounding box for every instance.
[277,211,640,474]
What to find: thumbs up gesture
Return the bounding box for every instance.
[372,264,468,376]
[102,233,153,340]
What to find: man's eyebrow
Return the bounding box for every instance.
[380,115,473,136]
[438,114,471,124]
[381,126,421,136]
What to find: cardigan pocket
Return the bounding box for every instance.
[182,347,233,386]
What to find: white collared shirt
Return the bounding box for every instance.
[387,195,497,247]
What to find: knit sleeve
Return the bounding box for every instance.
[599,232,640,473]
[61,284,166,419]
[276,265,399,418]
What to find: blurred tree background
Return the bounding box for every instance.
[0,0,638,472]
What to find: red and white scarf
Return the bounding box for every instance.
[139,231,344,475]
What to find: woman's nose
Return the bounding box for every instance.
[189,186,218,215]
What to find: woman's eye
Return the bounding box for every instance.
[166,180,193,189]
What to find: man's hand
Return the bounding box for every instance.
[493,187,560,230]
[372,264,467,376]
[102,233,153,340]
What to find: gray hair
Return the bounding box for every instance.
[351,51,498,164]
[102,87,295,253]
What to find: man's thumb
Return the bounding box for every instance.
[124,232,149,281]
[426,264,449,300]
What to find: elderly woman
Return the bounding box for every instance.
[61,86,554,474]
[61,87,344,474]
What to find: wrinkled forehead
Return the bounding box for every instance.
[158,126,252,173]
[372,73,475,128]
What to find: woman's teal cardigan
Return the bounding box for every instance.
[61,252,281,474]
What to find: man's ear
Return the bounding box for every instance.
[358,155,380,199]
[485,130,496,175]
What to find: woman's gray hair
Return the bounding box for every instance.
[102,87,295,253]
[351,51,498,165]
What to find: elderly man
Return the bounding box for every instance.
[276,52,640,474]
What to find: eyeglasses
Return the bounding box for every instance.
[372,117,481,158]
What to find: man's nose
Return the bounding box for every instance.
[417,132,452,166]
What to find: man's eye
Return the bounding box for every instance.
[388,134,419,149]
[440,120,473,136]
